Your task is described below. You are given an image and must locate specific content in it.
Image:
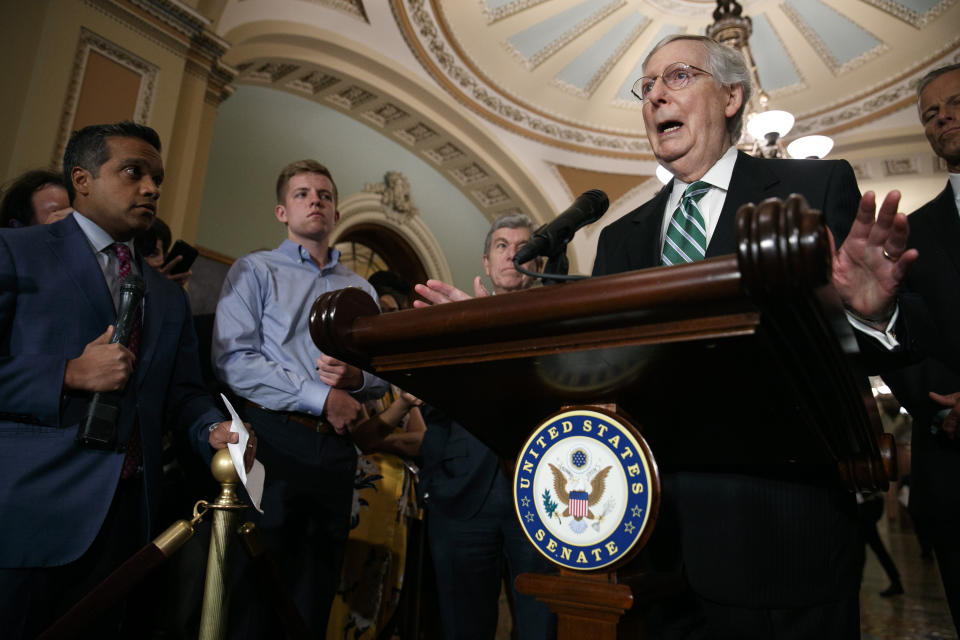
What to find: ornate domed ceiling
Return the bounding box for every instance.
[398,0,958,156]
[212,0,959,265]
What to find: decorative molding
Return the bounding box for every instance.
[394,0,652,158]
[480,0,550,24]
[246,62,299,83]
[328,85,377,109]
[231,55,537,222]
[82,0,186,58]
[883,157,919,176]
[79,0,235,109]
[779,2,888,76]
[753,12,806,98]
[363,103,410,127]
[646,0,739,17]
[859,0,956,29]
[473,184,510,207]
[53,28,159,166]
[791,45,960,136]
[424,142,465,164]
[286,70,340,95]
[504,0,625,71]
[363,171,420,219]
[551,15,650,99]
[306,0,370,22]
[392,0,960,156]
[205,60,238,105]
[129,0,212,37]
[395,122,437,144]
[797,40,960,119]
[334,191,453,283]
[851,163,872,181]
[451,163,490,185]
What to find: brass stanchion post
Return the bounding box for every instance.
[199,448,247,640]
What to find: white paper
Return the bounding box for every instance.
[221,393,265,513]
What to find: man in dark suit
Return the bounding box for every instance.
[840,63,960,632]
[416,214,555,640]
[0,122,251,638]
[593,34,869,639]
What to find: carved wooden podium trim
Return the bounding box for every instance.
[309,196,895,638]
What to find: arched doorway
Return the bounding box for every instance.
[334,222,428,288]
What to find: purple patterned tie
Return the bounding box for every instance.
[111,243,141,356]
[111,243,142,478]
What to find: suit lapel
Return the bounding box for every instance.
[930,182,960,278]
[136,262,168,388]
[631,182,673,269]
[46,216,115,330]
[707,152,779,257]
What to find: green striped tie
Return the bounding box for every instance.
[661,181,711,266]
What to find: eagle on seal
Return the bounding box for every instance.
[547,463,611,521]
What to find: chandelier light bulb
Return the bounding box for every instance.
[746,109,795,142]
[787,135,835,159]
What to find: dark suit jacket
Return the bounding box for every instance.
[592,151,863,608]
[418,405,500,519]
[594,151,860,273]
[0,214,222,568]
[875,182,960,522]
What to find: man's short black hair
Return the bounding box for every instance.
[0,169,68,228]
[134,217,172,259]
[62,121,161,202]
[368,270,413,307]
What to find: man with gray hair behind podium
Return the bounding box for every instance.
[592,33,873,639]
[415,213,555,639]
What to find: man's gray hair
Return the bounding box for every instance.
[483,213,536,256]
[643,34,752,143]
[916,63,960,112]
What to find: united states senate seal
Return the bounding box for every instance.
[513,408,659,571]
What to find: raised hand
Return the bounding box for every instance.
[413,278,487,308]
[832,190,918,325]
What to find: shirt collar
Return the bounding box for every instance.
[949,173,960,215]
[279,238,341,273]
[698,145,738,191]
[669,145,738,196]
[72,210,136,257]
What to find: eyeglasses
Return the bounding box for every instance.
[632,62,713,102]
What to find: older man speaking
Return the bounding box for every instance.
[593,34,871,639]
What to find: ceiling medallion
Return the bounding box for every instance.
[646,0,749,17]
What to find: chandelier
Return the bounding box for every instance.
[705,0,834,160]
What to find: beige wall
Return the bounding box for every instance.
[0,0,232,242]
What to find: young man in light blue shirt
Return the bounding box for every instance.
[212,159,387,636]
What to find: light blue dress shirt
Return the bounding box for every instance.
[211,239,387,415]
[72,211,139,309]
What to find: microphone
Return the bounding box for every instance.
[76,273,145,450]
[514,189,609,266]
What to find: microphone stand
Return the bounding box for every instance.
[513,244,589,285]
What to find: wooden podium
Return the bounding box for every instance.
[309,196,895,638]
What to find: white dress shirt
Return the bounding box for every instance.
[72,211,139,310]
[660,144,739,250]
